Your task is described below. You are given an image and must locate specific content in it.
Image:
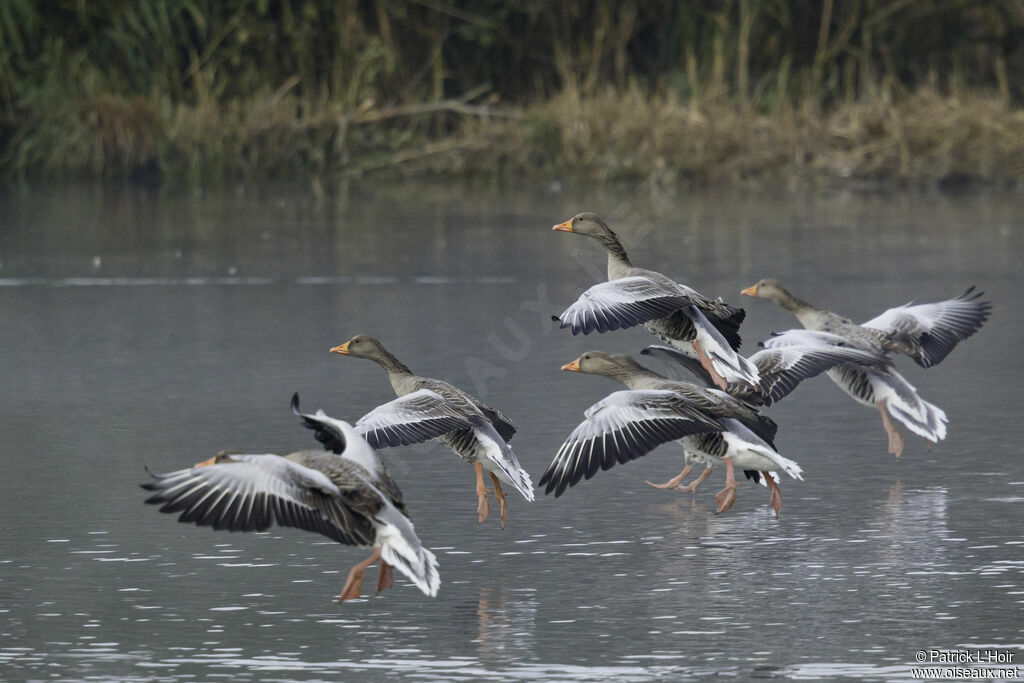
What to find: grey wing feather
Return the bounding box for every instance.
[861,287,991,367]
[759,329,860,349]
[640,344,716,387]
[414,379,518,439]
[355,389,477,448]
[142,454,375,545]
[538,390,723,497]
[558,277,693,335]
[467,396,517,441]
[750,345,892,406]
[291,393,347,453]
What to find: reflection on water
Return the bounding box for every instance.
[0,182,1021,680]
[475,583,539,664]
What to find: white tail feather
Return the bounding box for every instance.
[720,419,803,481]
[872,373,948,442]
[355,474,440,597]
[374,505,440,597]
[887,398,948,442]
[764,452,803,481]
[475,425,536,501]
[688,307,760,387]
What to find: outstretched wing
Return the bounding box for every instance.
[354,389,477,449]
[861,287,991,367]
[539,390,723,497]
[558,276,693,335]
[142,453,374,545]
[750,344,891,406]
[759,329,860,349]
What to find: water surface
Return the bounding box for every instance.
[1,182,1021,680]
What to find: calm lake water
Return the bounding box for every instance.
[1,181,1021,681]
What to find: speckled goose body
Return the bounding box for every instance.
[332,335,534,504]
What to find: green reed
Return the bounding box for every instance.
[1,1,1021,184]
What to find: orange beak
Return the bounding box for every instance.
[740,284,758,297]
[552,219,574,232]
[330,341,351,355]
[194,456,218,468]
[561,358,582,372]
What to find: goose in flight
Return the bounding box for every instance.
[552,213,759,391]
[332,335,534,528]
[540,351,799,516]
[741,279,990,456]
[143,394,440,602]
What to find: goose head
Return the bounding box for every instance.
[552,212,615,239]
[562,350,645,381]
[741,278,792,304]
[331,334,391,362]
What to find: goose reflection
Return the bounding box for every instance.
[475,580,538,664]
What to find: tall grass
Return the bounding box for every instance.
[1,1,1022,185]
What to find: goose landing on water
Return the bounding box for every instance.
[142,394,439,603]
[332,335,534,528]
[540,351,800,517]
[742,279,991,457]
[552,213,759,391]
[639,331,892,502]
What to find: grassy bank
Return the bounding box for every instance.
[2,1,1023,188]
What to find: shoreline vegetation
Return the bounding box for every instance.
[2,1,1023,189]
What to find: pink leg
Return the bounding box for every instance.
[692,339,729,390]
[678,465,713,493]
[763,470,783,519]
[474,462,492,524]
[376,560,393,594]
[877,400,905,458]
[646,464,693,489]
[338,547,382,602]
[714,457,739,514]
[490,473,509,529]
[647,464,713,493]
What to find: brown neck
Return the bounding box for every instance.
[595,229,631,266]
[600,357,663,388]
[773,289,816,314]
[372,349,413,377]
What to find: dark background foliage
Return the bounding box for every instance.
[2,1,1022,183]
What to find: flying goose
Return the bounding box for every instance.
[331,335,534,528]
[641,328,893,407]
[552,213,759,391]
[741,279,990,456]
[540,351,800,516]
[638,333,891,496]
[142,394,440,602]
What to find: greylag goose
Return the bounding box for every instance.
[331,335,534,528]
[539,351,801,516]
[552,213,759,391]
[639,333,891,495]
[142,394,440,602]
[641,328,893,407]
[741,279,991,456]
